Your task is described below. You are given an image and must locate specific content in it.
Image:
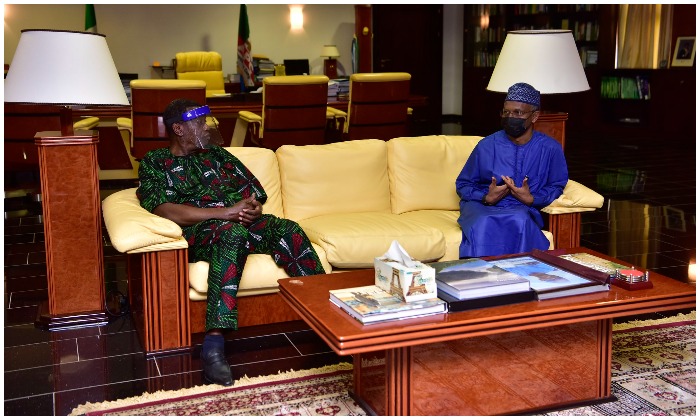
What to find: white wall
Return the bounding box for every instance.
[3,4,356,79]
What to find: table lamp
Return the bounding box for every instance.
[4,29,129,330]
[486,29,590,150]
[321,44,340,79]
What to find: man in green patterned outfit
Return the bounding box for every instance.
[137,98,326,386]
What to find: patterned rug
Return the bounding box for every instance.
[70,362,365,416]
[545,310,696,416]
[70,312,695,416]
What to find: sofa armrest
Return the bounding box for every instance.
[102,188,186,254]
[541,180,604,215]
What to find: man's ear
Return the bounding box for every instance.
[531,110,540,123]
[171,122,184,136]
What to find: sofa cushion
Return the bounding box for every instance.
[397,209,554,263]
[276,140,391,221]
[541,180,604,214]
[388,135,483,214]
[396,210,462,262]
[189,243,332,300]
[298,212,445,268]
[223,147,284,218]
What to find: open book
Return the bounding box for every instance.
[492,253,610,300]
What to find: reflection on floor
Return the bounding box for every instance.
[4,126,695,415]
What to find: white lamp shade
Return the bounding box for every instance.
[4,29,129,106]
[321,45,340,58]
[487,30,590,94]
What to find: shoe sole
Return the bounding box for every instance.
[203,372,234,387]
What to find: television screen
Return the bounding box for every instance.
[283,59,310,76]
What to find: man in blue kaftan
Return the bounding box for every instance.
[456,83,568,257]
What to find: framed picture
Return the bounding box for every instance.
[663,206,686,232]
[671,36,696,67]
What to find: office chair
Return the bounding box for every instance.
[329,72,412,141]
[125,79,207,159]
[174,51,226,97]
[233,75,340,150]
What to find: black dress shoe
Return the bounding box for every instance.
[201,348,234,386]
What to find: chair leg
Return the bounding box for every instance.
[231,118,249,147]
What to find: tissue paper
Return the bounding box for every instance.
[374,240,437,302]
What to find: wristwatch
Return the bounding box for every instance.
[481,193,491,206]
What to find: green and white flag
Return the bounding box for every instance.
[237,4,255,87]
[85,4,97,33]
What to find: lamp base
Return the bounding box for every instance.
[35,300,108,331]
[324,58,338,79]
[35,130,107,329]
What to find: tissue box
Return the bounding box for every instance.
[374,257,437,302]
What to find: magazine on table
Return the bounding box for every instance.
[492,254,610,300]
[431,258,531,300]
[329,285,447,324]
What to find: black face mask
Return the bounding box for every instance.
[501,117,529,138]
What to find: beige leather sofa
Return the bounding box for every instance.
[102,135,603,355]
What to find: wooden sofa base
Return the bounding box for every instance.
[189,294,302,334]
[547,213,582,249]
[128,249,301,356]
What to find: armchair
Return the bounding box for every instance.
[174,51,226,97]
[127,79,206,159]
[329,72,412,141]
[232,75,338,150]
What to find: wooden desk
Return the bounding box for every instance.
[277,247,695,416]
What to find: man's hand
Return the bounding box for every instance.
[501,175,534,206]
[483,176,510,205]
[238,193,262,227]
[153,193,263,227]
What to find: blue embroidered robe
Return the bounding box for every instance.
[456,130,568,257]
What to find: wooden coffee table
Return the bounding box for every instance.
[277,247,695,416]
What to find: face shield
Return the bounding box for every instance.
[168,105,224,149]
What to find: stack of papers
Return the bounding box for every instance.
[327,81,339,97]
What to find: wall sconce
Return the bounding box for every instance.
[290,5,304,31]
[321,45,340,79]
[480,14,490,31]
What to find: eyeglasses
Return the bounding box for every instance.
[500,109,536,118]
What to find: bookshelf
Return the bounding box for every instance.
[464,4,601,69]
[599,69,652,126]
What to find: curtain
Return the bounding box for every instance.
[617,4,674,68]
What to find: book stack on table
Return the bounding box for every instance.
[431,259,536,312]
[329,285,447,324]
[329,251,619,321]
[432,251,615,312]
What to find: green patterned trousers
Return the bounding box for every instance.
[184,214,325,332]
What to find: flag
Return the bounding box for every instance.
[85,4,97,33]
[237,4,255,87]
